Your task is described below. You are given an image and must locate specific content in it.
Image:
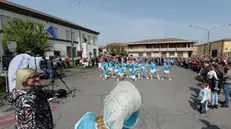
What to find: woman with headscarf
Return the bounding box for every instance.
[7,68,53,129]
[75,81,142,129]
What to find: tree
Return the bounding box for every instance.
[106,43,128,56]
[2,18,50,55]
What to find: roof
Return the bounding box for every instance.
[201,38,231,45]
[128,38,196,45]
[107,42,128,47]
[0,0,100,35]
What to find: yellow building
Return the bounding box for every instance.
[196,38,231,57]
[127,38,196,58]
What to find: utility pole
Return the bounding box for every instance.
[189,24,230,55]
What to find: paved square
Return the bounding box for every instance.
[1,67,231,129]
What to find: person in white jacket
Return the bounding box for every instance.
[207,65,219,90]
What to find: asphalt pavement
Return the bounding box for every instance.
[1,67,231,129]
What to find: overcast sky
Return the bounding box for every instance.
[10,0,231,45]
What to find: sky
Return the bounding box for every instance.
[9,0,231,45]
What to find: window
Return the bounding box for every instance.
[66,30,70,40]
[93,36,96,44]
[1,15,10,28]
[129,46,133,49]
[66,46,76,57]
[88,35,91,44]
[177,43,187,48]
[72,32,75,41]
[93,49,97,57]
[153,44,159,48]
[138,53,142,56]
[82,34,86,43]
[53,27,58,38]
[146,45,152,48]
[169,44,176,48]
[54,51,60,56]
[161,44,167,48]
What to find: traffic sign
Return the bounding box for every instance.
[7,41,17,52]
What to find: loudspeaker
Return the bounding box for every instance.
[1,55,14,70]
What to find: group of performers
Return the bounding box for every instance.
[100,61,172,81]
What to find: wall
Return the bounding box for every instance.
[223,41,231,54]
[197,44,206,55]
[0,9,99,57]
[210,41,222,56]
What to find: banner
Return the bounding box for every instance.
[8,54,32,92]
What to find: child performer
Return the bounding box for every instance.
[198,82,209,114]
[127,67,138,81]
[102,67,109,80]
[140,64,147,79]
[149,62,160,80]
[117,65,125,81]
[161,63,172,81]
[108,61,114,71]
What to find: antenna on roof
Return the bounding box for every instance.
[164,30,168,38]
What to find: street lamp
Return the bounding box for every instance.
[189,24,231,55]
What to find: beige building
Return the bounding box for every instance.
[127,38,196,58]
[196,38,231,57]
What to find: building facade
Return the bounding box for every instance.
[0,1,100,59]
[99,43,128,54]
[196,38,231,57]
[127,38,196,58]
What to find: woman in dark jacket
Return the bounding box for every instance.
[7,68,53,129]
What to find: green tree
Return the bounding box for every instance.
[106,43,128,56]
[2,18,50,55]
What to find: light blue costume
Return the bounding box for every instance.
[103,69,108,75]
[108,62,113,68]
[128,63,133,69]
[140,65,147,73]
[103,63,108,69]
[150,63,157,70]
[122,63,127,70]
[114,63,119,70]
[163,65,171,71]
[118,67,124,73]
[127,69,138,78]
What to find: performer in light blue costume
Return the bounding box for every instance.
[140,64,147,79]
[160,63,172,81]
[75,81,142,129]
[149,62,160,80]
[127,68,138,81]
[117,65,125,81]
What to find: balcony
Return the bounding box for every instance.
[159,48,168,51]
[145,48,152,52]
[127,48,145,52]
[168,48,176,51]
[176,47,194,51]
